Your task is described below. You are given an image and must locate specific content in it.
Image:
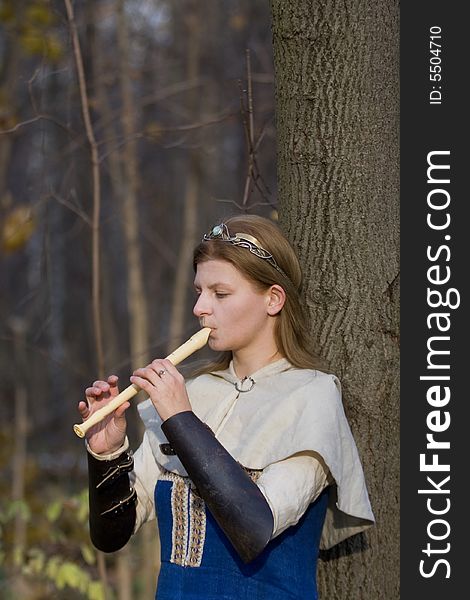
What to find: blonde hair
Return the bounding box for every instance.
[191,214,327,376]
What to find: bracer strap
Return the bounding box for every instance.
[100,488,137,517]
[95,451,134,490]
[87,450,137,552]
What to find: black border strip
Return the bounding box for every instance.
[401,3,466,597]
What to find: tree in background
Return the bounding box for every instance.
[271,1,399,598]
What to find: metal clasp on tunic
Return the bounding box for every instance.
[235,376,255,392]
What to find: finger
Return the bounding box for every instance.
[85,386,103,396]
[92,380,109,389]
[133,367,162,388]
[130,374,159,394]
[93,380,111,394]
[107,375,119,397]
[78,400,91,418]
[133,366,163,387]
[85,386,103,404]
[114,401,130,418]
[85,386,108,406]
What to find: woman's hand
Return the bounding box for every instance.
[130,359,191,422]
[78,375,129,455]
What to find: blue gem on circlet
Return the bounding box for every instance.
[211,225,223,237]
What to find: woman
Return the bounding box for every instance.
[79,214,375,599]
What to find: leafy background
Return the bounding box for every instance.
[1,1,276,597]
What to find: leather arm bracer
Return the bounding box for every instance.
[87,450,137,553]
[161,411,274,563]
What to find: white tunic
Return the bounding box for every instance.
[89,358,375,549]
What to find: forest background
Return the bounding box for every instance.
[0,1,399,599]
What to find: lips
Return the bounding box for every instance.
[205,328,217,341]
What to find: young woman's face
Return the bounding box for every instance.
[193,259,275,353]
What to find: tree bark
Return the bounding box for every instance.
[271,1,399,598]
[167,2,201,350]
[115,0,150,376]
[115,2,156,598]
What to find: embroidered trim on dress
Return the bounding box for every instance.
[160,469,189,566]
[160,466,262,568]
[187,487,206,567]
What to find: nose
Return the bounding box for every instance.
[193,293,211,318]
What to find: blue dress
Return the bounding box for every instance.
[154,470,329,600]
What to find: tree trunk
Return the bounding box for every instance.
[116,0,150,376]
[167,2,201,350]
[115,2,156,598]
[11,317,28,584]
[271,1,399,598]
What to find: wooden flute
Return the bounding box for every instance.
[73,327,211,438]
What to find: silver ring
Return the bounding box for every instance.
[158,369,167,377]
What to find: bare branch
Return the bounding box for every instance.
[92,78,205,137]
[246,49,255,150]
[238,50,257,208]
[50,193,92,227]
[214,197,276,211]
[27,68,41,115]
[0,113,77,137]
[64,0,104,377]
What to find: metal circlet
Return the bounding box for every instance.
[203,223,289,281]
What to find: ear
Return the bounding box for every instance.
[266,284,286,316]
